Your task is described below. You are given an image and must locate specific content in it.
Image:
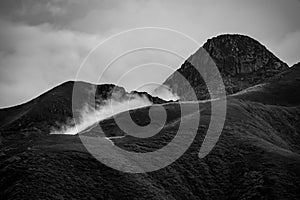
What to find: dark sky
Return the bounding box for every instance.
[0,0,299,107]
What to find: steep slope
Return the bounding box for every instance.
[162,34,288,100]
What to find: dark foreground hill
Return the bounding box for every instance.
[0,62,299,199]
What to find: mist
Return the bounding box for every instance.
[152,85,179,101]
[50,94,152,135]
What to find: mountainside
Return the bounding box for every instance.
[0,35,299,199]
[0,62,299,199]
[232,62,300,106]
[0,81,168,144]
[162,34,289,100]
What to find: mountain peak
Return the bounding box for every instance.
[163,34,289,100]
[202,34,288,76]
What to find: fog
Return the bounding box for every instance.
[50,94,152,135]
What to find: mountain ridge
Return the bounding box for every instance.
[1,62,299,199]
[0,34,300,199]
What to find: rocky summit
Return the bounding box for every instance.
[162,34,289,100]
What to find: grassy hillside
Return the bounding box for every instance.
[1,98,299,199]
[0,64,299,199]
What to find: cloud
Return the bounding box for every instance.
[268,31,300,66]
[0,20,195,108]
[1,0,300,107]
[69,0,300,66]
[69,0,300,39]
[0,19,100,107]
[152,85,179,101]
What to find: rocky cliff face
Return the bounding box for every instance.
[162,34,288,100]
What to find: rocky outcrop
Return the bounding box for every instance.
[162,34,288,100]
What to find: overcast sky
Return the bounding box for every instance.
[0,0,300,108]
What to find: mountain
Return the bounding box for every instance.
[162,34,289,100]
[0,35,300,199]
[0,81,168,144]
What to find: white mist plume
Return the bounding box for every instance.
[50,94,152,135]
[152,85,179,101]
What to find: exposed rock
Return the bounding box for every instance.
[162,34,288,100]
